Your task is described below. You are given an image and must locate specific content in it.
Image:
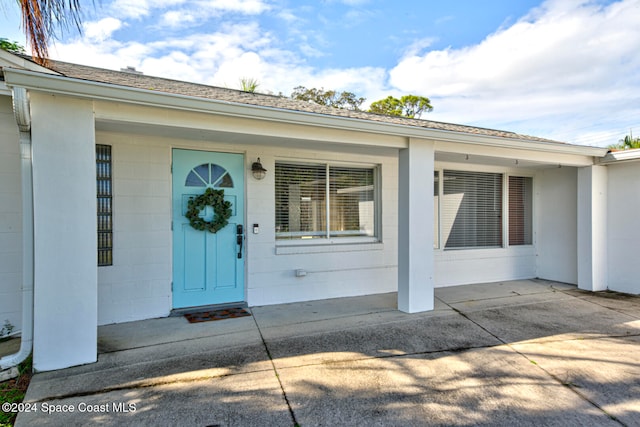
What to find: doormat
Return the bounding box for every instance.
[184,307,251,323]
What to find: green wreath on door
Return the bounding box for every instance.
[185,188,232,233]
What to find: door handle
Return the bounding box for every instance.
[236,225,243,259]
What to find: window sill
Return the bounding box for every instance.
[276,240,383,255]
[435,245,535,260]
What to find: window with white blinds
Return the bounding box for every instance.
[442,170,503,249]
[508,176,533,245]
[275,162,376,240]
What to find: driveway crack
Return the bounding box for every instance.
[250,309,300,427]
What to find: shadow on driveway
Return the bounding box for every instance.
[16,279,640,426]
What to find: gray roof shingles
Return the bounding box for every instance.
[38,59,560,144]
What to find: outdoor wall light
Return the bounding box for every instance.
[251,158,267,180]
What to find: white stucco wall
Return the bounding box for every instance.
[0,96,22,332]
[96,133,172,325]
[30,93,97,371]
[535,167,578,284]
[87,104,609,325]
[607,160,640,294]
[246,146,398,307]
[96,126,585,323]
[577,165,608,292]
[434,246,536,287]
[433,164,537,287]
[95,130,399,324]
[397,139,435,313]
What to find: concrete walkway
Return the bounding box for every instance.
[15,279,640,426]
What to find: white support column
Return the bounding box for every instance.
[577,165,608,292]
[30,93,97,371]
[398,138,435,313]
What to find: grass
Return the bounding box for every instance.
[0,356,32,427]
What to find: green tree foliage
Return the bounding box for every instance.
[369,95,402,116]
[291,86,365,110]
[608,134,640,150]
[369,94,433,118]
[239,77,260,93]
[0,38,26,54]
[291,87,434,119]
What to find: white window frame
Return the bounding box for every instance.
[275,159,381,247]
[434,166,534,251]
[506,174,534,247]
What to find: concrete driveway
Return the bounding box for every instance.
[15,279,640,426]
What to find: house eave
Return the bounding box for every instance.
[597,149,640,164]
[0,81,11,96]
[3,67,608,158]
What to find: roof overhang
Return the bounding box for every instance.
[598,149,640,164]
[3,67,608,159]
[0,50,59,75]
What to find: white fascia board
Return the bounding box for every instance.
[0,51,59,74]
[4,67,608,157]
[434,139,596,167]
[598,149,640,164]
[0,81,11,96]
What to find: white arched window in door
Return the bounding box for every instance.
[185,163,234,188]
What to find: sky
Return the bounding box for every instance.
[1,0,639,147]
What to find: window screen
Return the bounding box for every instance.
[442,170,503,249]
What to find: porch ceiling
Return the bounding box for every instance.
[435,152,563,169]
[96,118,282,145]
[94,118,402,155]
[96,118,593,169]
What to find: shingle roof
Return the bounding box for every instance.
[41,58,559,144]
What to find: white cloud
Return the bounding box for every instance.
[389,0,640,145]
[194,0,271,15]
[83,18,123,42]
[110,0,266,20]
[160,10,197,28]
[48,0,640,146]
[277,9,299,23]
[334,0,370,5]
[141,51,204,83]
[213,51,264,86]
[110,0,151,19]
[51,38,152,71]
[401,37,438,59]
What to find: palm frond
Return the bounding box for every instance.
[19,0,85,66]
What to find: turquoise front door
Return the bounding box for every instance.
[172,149,245,309]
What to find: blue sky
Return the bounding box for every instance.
[1,0,638,147]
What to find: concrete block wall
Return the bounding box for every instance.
[96,131,399,324]
[607,161,640,294]
[432,163,537,287]
[30,93,97,371]
[96,126,591,322]
[535,167,578,284]
[434,246,537,287]
[245,145,399,306]
[96,132,172,325]
[0,96,22,332]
